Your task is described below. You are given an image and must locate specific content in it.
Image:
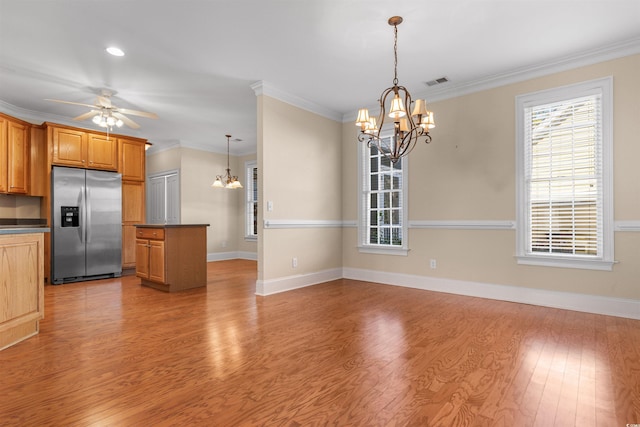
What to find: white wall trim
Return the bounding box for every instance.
[251,80,343,123]
[207,251,257,262]
[342,267,640,320]
[263,219,345,229]
[264,219,640,231]
[256,268,343,296]
[615,221,640,232]
[409,220,516,230]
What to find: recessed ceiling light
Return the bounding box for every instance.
[106,46,125,57]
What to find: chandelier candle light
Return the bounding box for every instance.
[355,16,435,163]
[212,134,243,189]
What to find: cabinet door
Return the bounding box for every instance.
[148,240,165,283]
[135,239,150,279]
[122,225,137,268]
[0,117,7,192]
[119,138,145,181]
[7,120,29,194]
[122,181,145,268]
[87,133,118,170]
[52,127,87,167]
[123,181,145,223]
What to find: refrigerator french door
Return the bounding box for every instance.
[51,166,122,284]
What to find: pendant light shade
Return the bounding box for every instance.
[212,134,242,189]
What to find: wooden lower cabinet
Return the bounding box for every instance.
[135,225,207,292]
[0,232,45,350]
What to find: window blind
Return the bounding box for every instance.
[525,94,602,256]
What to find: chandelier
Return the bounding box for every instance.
[355,16,435,163]
[92,109,123,130]
[212,134,243,189]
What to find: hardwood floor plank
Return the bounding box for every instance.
[1,259,638,426]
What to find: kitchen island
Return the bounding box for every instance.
[135,224,209,292]
[0,225,49,350]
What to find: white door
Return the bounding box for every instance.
[147,170,180,224]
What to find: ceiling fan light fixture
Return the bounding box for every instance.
[106,46,125,57]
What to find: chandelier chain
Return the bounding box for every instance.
[393,24,399,86]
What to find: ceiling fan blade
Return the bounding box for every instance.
[113,112,141,129]
[116,107,158,119]
[97,96,112,108]
[72,110,100,121]
[45,98,97,109]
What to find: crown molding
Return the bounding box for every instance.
[342,36,640,122]
[0,99,146,139]
[251,80,343,123]
[0,99,71,125]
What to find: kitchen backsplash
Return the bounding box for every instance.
[0,194,42,219]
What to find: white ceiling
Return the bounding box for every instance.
[1,0,639,155]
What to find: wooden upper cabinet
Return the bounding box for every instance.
[87,133,117,170]
[51,126,87,168]
[0,114,30,194]
[50,126,117,171]
[0,116,7,192]
[119,138,145,181]
[7,120,29,193]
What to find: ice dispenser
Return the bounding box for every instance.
[61,206,79,227]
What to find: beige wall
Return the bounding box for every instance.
[0,194,41,218]
[258,95,343,281]
[146,147,256,257]
[342,54,640,301]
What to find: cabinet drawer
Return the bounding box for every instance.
[136,228,165,240]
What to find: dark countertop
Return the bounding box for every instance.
[0,226,50,235]
[135,224,210,228]
[0,219,50,235]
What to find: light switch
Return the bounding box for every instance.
[267,201,273,212]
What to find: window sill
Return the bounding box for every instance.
[358,246,409,256]
[516,255,614,271]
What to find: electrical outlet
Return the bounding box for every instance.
[267,201,273,212]
[292,257,298,268]
[221,240,227,248]
[430,259,437,269]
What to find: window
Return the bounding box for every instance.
[245,161,258,239]
[358,136,408,255]
[516,77,613,270]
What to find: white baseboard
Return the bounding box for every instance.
[207,251,257,262]
[256,268,343,296]
[342,267,640,320]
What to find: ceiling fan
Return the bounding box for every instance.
[46,89,158,130]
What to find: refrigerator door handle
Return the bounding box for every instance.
[79,184,86,243]
[86,187,92,243]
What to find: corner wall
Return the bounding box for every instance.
[257,95,343,294]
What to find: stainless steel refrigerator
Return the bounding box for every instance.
[51,166,122,284]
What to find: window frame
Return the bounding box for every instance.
[357,134,409,256]
[244,160,258,241]
[515,77,614,271]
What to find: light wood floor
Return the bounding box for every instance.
[1,259,639,426]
